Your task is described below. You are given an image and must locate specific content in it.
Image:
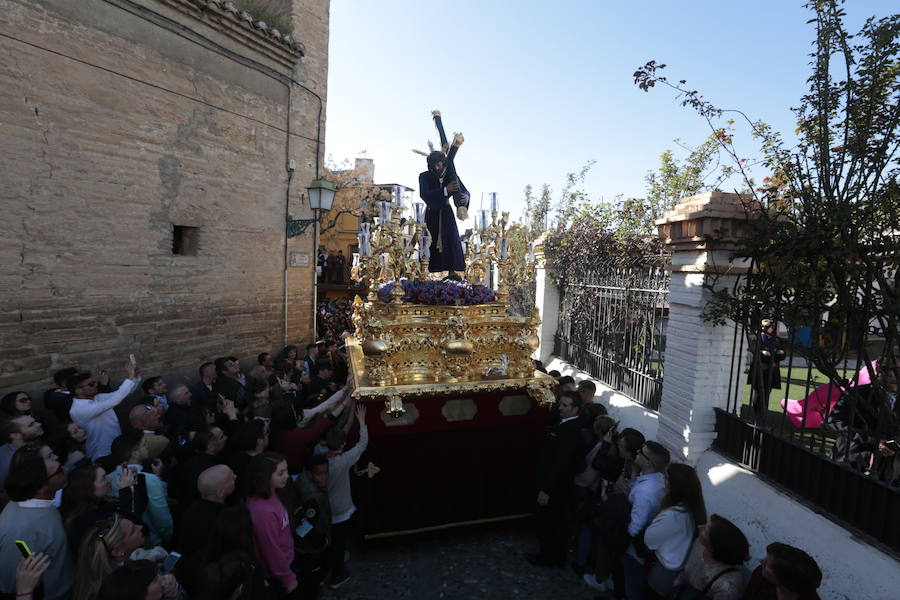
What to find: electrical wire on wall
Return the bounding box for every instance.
[3,0,326,346]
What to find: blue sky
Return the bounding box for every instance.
[324,1,895,228]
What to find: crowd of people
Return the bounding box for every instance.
[317,250,347,285]
[0,339,367,600]
[529,371,825,600]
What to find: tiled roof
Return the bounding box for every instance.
[169,0,304,65]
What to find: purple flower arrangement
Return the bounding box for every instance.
[378,278,497,306]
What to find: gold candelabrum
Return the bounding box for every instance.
[349,199,551,415]
[463,210,537,301]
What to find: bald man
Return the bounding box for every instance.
[128,402,168,460]
[177,465,235,557]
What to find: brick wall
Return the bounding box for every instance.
[0,0,329,392]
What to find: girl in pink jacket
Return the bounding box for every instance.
[245,452,297,594]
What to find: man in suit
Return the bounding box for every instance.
[747,319,785,424]
[189,362,216,410]
[528,390,585,567]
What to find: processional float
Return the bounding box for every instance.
[345,111,555,538]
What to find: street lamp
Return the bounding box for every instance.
[307,178,337,212]
[283,177,337,343]
[286,178,337,238]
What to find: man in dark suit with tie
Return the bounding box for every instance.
[528,390,585,567]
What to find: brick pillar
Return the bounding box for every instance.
[655,193,755,463]
[533,233,559,364]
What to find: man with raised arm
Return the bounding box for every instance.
[69,359,141,460]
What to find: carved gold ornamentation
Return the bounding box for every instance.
[349,200,549,405]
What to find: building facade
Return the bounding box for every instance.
[0,0,330,390]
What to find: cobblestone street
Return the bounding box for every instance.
[320,521,594,600]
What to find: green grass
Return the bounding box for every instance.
[739,365,856,412]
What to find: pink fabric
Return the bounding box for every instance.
[781,361,878,429]
[247,494,296,589]
[782,384,841,429]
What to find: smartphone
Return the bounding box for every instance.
[294,520,313,538]
[162,551,181,574]
[129,353,137,366]
[14,540,32,559]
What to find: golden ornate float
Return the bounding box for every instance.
[348,197,555,413]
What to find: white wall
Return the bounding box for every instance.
[698,451,900,600]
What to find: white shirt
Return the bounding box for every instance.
[299,389,345,427]
[154,394,169,412]
[644,507,695,569]
[70,377,141,460]
[327,424,369,523]
[627,471,666,537]
[16,498,55,508]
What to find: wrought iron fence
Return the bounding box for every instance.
[553,254,670,409]
[715,263,900,553]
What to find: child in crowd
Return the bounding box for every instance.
[245,452,296,595]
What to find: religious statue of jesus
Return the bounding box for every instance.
[418,150,469,276]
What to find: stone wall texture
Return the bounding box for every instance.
[0,0,330,392]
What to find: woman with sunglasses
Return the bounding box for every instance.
[60,463,143,555]
[74,513,178,600]
[0,391,33,419]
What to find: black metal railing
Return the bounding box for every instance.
[714,409,900,553]
[553,254,670,410]
[716,261,900,553]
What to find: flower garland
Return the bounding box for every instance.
[377,279,497,306]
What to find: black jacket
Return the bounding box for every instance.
[537,417,584,498]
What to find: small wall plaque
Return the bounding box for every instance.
[289,251,310,267]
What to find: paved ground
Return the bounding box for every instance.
[320,520,596,600]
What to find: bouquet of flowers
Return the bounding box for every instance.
[378,278,497,306]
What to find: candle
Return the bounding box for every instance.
[478,210,489,231]
[380,253,388,270]
[461,241,467,256]
[421,244,430,260]
[500,237,509,259]
[360,222,370,234]
[413,202,425,224]
[393,185,403,205]
[379,201,391,222]
[490,192,499,213]
[352,253,360,268]
[358,233,371,257]
[401,235,411,249]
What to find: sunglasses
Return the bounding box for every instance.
[96,525,114,556]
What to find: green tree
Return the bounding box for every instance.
[623,132,725,235]
[634,0,899,383]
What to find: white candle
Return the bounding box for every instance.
[360,222,370,234]
[490,192,499,213]
[358,233,371,257]
[500,237,509,259]
[352,253,360,268]
[379,201,391,222]
[380,253,388,270]
[413,202,425,224]
[461,241,467,255]
[393,185,403,205]
[478,210,489,231]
